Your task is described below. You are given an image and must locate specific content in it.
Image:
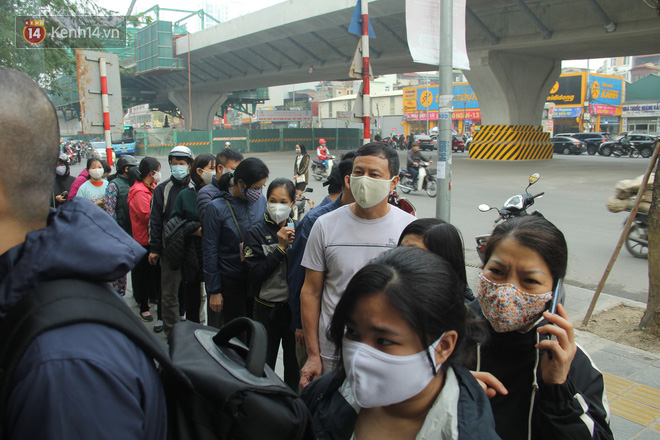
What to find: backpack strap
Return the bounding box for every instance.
[0,279,191,429]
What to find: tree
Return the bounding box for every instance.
[641,143,660,335]
[0,0,131,93]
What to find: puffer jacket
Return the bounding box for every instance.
[244,213,294,303]
[467,301,613,440]
[127,181,154,246]
[301,365,500,440]
[1,198,165,440]
[202,190,266,295]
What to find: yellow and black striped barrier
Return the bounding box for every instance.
[177,142,210,146]
[250,138,281,143]
[469,125,553,160]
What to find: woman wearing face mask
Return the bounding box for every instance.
[301,246,497,440]
[293,143,310,196]
[469,214,613,440]
[76,158,108,209]
[168,153,215,323]
[128,157,162,322]
[203,157,269,327]
[52,153,75,208]
[243,178,298,390]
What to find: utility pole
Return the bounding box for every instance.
[361,0,371,145]
[436,0,452,221]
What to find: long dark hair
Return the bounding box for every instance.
[190,153,215,189]
[329,247,486,377]
[297,143,307,157]
[131,156,160,186]
[218,157,269,192]
[484,213,567,289]
[423,223,469,288]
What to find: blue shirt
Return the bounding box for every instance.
[287,194,344,330]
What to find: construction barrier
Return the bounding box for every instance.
[138,128,363,157]
[468,125,553,160]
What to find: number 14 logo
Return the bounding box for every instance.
[23,19,46,45]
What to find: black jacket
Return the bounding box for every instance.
[301,366,500,440]
[52,168,75,208]
[406,149,429,168]
[468,302,613,440]
[244,213,294,303]
[149,176,191,254]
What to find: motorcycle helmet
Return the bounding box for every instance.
[225,142,231,148]
[116,155,138,173]
[169,145,194,164]
[319,138,326,144]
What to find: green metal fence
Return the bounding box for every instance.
[211,130,249,153]
[248,129,280,153]
[139,128,363,156]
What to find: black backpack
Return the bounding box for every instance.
[0,279,315,440]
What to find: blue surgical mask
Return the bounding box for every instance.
[171,165,189,181]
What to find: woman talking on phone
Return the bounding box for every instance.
[470,214,613,440]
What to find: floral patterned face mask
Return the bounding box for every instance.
[476,274,553,333]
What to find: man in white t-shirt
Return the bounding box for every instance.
[299,143,416,388]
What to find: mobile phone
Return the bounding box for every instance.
[286,221,295,230]
[548,278,565,315]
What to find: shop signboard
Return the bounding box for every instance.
[404,83,479,113]
[256,110,312,121]
[623,103,660,117]
[547,75,583,106]
[590,104,618,116]
[452,109,481,120]
[588,74,623,107]
[552,106,582,118]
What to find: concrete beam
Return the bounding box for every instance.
[464,50,560,125]
[168,91,228,131]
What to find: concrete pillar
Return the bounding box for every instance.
[168,91,228,131]
[463,51,560,160]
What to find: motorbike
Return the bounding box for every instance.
[600,140,652,158]
[625,212,648,259]
[388,188,416,215]
[398,162,437,197]
[292,188,314,221]
[475,173,544,263]
[311,155,336,181]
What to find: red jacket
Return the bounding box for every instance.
[128,181,154,246]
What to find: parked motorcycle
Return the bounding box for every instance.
[398,162,437,197]
[625,212,648,259]
[311,155,335,181]
[475,173,544,263]
[292,188,314,221]
[600,140,652,158]
[388,188,416,215]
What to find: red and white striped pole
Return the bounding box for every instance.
[99,57,113,166]
[361,0,370,145]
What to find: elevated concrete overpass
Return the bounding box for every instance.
[125,0,660,131]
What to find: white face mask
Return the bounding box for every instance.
[55,166,67,176]
[89,168,104,180]
[201,169,214,185]
[350,175,394,209]
[153,171,162,183]
[342,334,444,408]
[267,203,292,225]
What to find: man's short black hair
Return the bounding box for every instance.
[216,148,244,166]
[354,143,399,178]
[0,68,59,223]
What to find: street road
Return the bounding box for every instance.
[71,149,651,302]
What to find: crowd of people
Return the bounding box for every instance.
[2,67,614,439]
